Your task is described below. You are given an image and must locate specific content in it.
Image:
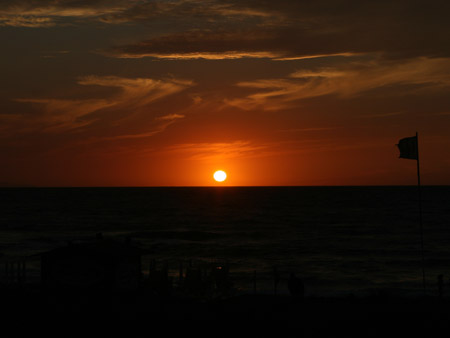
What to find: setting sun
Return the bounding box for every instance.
[213,170,227,182]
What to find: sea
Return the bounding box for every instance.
[1,186,450,298]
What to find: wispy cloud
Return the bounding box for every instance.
[0,0,133,27]
[13,97,114,131]
[360,111,405,119]
[99,0,272,24]
[106,0,450,61]
[225,57,450,111]
[4,0,450,63]
[158,137,385,162]
[77,75,193,111]
[6,75,193,134]
[156,113,185,121]
[273,53,360,61]
[109,29,284,60]
[0,0,272,27]
[91,123,176,142]
[160,140,271,161]
[114,51,281,60]
[276,127,336,133]
[0,14,54,27]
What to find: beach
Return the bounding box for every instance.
[1,283,449,336]
[2,186,450,335]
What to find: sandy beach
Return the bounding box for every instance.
[1,284,449,336]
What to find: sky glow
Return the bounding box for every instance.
[1,1,450,186]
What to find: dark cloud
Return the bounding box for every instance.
[107,0,450,60]
[110,29,285,59]
[0,0,129,10]
[0,0,268,27]
[0,0,135,26]
[5,0,450,62]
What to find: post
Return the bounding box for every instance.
[10,262,14,284]
[149,259,155,281]
[17,261,21,284]
[416,132,426,295]
[273,266,279,295]
[22,260,26,284]
[179,261,183,286]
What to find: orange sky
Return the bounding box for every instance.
[1,0,450,186]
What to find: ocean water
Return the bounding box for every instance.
[1,186,450,297]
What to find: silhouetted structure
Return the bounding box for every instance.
[147,259,172,296]
[273,266,280,295]
[3,260,26,285]
[41,234,141,290]
[438,274,444,298]
[288,273,304,298]
[181,261,232,298]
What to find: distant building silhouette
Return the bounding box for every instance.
[41,234,141,290]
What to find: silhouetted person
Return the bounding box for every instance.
[273,266,280,295]
[438,274,444,299]
[288,273,304,299]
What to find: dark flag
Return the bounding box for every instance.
[397,135,418,160]
[396,132,426,294]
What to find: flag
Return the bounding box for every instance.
[397,135,418,160]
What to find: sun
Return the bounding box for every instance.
[213,170,227,182]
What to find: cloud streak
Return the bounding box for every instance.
[5,75,193,135]
[0,0,271,27]
[160,140,273,161]
[0,0,134,26]
[110,29,284,60]
[158,137,384,163]
[4,1,450,62]
[107,0,450,61]
[225,57,450,110]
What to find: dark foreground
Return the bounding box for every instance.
[2,285,450,336]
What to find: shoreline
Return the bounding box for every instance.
[2,283,448,316]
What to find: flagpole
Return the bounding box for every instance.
[416,131,426,295]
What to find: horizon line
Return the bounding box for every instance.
[1,184,449,188]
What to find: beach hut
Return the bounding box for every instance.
[41,234,141,290]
